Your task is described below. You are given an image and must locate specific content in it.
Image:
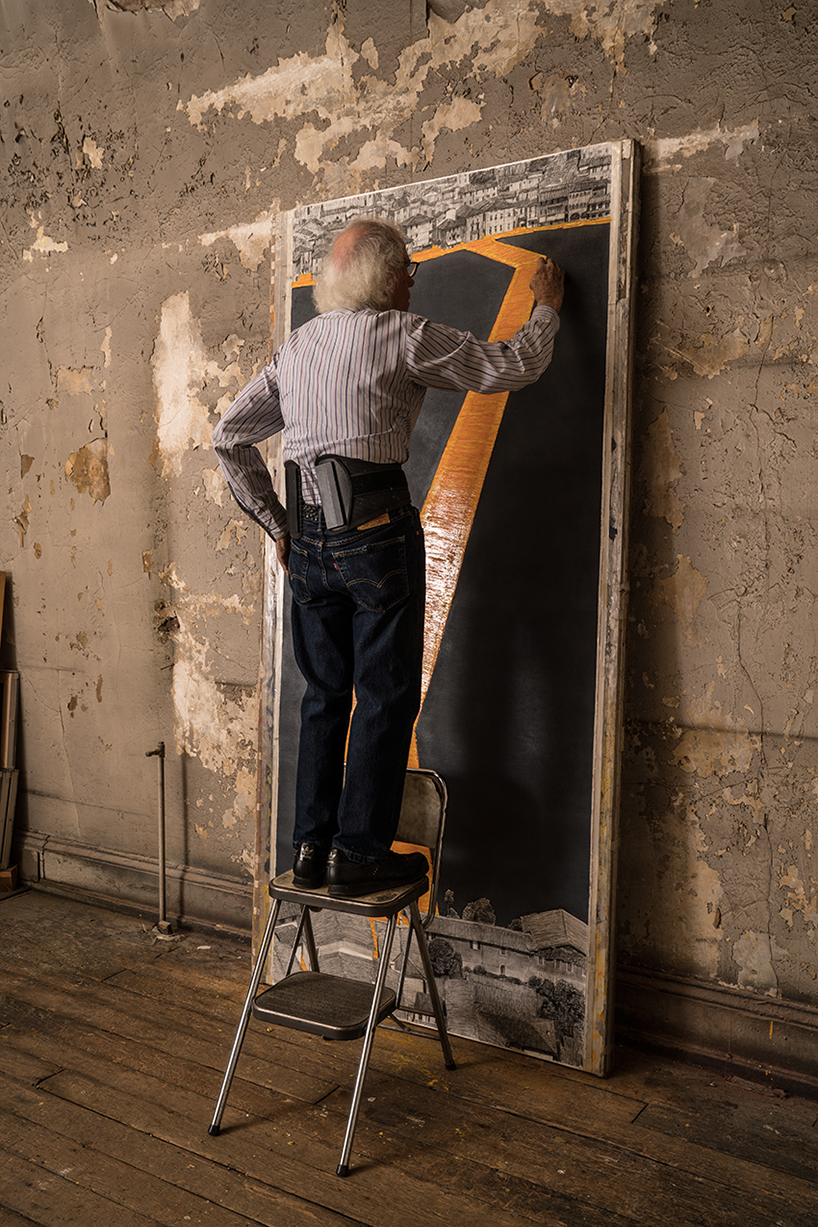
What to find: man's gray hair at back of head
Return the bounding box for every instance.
[313,217,408,314]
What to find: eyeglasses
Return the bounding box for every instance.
[406,261,419,277]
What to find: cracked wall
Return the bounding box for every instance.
[1,0,817,1022]
[621,9,818,1004]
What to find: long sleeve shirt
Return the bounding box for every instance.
[212,304,560,539]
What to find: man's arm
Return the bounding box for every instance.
[402,256,565,395]
[212,365,290,551]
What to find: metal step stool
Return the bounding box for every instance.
[208,768,456,1176]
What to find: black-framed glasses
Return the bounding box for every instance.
[406,261,419,277]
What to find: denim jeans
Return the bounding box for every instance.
[288,504,426,863]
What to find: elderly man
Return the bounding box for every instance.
[213,217,564,896]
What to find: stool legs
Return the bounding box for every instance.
[283,904,320,976]
[208,891,456,1176]
[336,912,399,1177]
[208,898,281,1137]
[410,902,456,1071]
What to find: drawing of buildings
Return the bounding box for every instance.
[290,146,612,281]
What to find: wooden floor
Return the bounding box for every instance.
[1,890,817,1227]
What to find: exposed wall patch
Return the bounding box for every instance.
[82,136,104,169]
[664,326,752,380]
[420,96,484,163]
[641,409,684,529]
[203,466,226,507]
[180,3,559,181]
[168,604,258,850]
[673,683,759,779]
[151,292,242,477]
[199,212,276,271]
[104,0,199,16]
[651,554,708,646]
[65,439,111,503]
[51,366,111,501]
[670,177,745,278]
[779,862,818,931]
[733,930,778,995]
[647,121,760,168]
[674,726,758,779]
[23,217,68,262]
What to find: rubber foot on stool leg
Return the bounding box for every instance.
[445,1061,457,1071]
[208,1124,221,1137]
[336,1163,349,1178]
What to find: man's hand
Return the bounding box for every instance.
[275,533,291,574]
[530,256,564,313]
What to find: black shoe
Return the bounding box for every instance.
[326,848,428,898]
[292,843,328,888]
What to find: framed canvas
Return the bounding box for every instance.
[255,141,639,1074]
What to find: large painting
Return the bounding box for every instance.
[257,142,638,1073]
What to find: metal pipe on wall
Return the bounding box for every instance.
[145,743,172,936]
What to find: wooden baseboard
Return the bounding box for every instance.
[615,965,818,1095]
[13,830,253,937]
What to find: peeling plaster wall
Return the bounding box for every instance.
[2,0,817,1042]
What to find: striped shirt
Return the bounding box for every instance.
[212,304,560,539]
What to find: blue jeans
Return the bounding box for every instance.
[288,504,425,863]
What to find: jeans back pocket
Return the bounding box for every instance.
[287,541,314,605]
[334,536,409,612]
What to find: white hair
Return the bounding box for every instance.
[313,217,407,313]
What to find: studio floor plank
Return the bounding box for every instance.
[298,1072,816,1227]
[0,957,340,1091]
[3,1007,813,1227]
[635,1099,818,1185]
[0,955,645,1135]
[0,1108,259,1227]
[34,1066,543,1227]
[0,1078,349,1227]
[0,1207,44,1226]
[0,1148,160,1227]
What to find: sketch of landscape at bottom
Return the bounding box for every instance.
[270,903,588,1065]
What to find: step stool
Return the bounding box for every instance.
[208,768,456,1176]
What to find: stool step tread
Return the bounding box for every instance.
[252,970,397,1040]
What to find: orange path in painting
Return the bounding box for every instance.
[406,230,569,766]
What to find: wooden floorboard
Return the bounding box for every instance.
[1,890,817,1226]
